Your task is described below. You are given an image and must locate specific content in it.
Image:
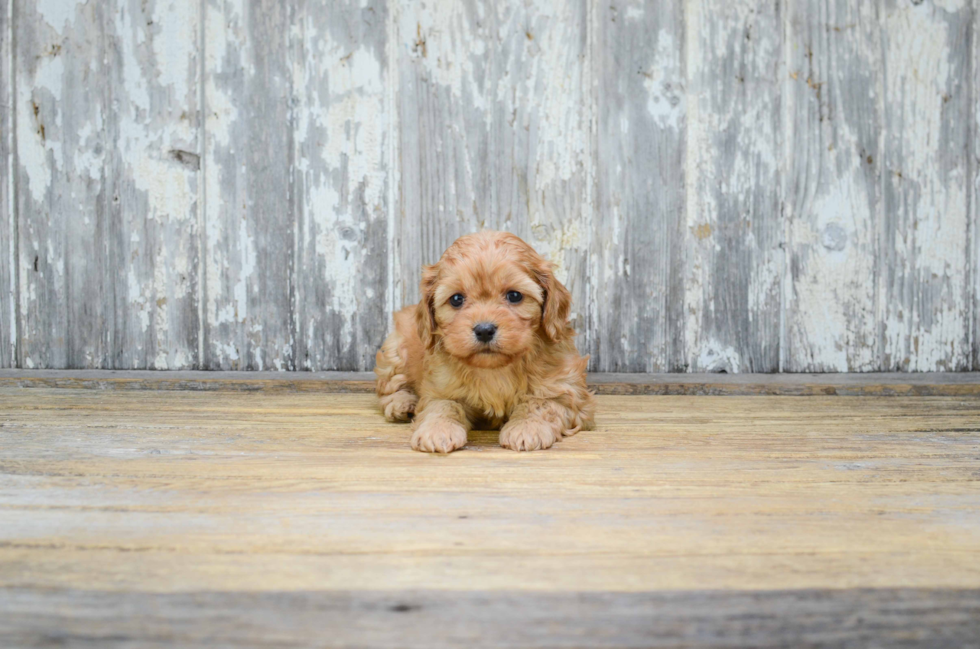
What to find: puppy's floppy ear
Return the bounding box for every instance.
[533,261,572,343]
[415,264,439,349]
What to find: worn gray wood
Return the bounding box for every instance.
[975,0,980,372]
[486,0,592,344]
[4,368,980,396]
[783,0,881,372]
[6,0,980,372]
[683,0,782,373]
[881,0,971,372]
[592,0,686,372]
[203,0,294,370]
[394,0,592,348]
[15,0,110,369]
[2,587,979,648]
[292,0,389,371]
[0,0,13,368]
[393,0,493,308]
[104,0,202,370]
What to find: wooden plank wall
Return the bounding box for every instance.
[0,0,976,373]
[1,0,12,368]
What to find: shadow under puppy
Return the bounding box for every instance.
[375,231,595,453]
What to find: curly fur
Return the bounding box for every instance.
[375,231,595,453]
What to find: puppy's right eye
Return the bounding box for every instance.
[449,293,465,308]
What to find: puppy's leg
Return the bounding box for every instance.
[411,399,471,453]
[375,327,419,423]
[379,388,418,423]
[500,399,590,452]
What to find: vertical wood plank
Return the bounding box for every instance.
[593,0,685,372]
[683,0,782,373]
[880,0,971,371]
[974,0,979,371]
[292,0,389,371]
[394,0,592,346]
[394,0,492,307]
[203,0,294,370]
[487,0,592,343]
[783,0,881,371]
[15,0,109,369]
[0,0,13,367]
[5,0,977,374]
[104,0,202,369]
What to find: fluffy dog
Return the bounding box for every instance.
[375,231,595,453]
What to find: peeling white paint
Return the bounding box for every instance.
[783,0,882,372]
[17,55,69,204]
[204,0,245,368]
[108,0,201,369]
[698,342,741,374]
[624,5,644,21]
[16,94,52,205]
[216,343,239,362]
[790,170,878,370]
[294,3,389,366]
[7,0,978,373]
[881,2,969,370]
[151,0,197,103]
[534,220,583,286]
[404,0,487,106]
[501,0,591,337]
[36,0,82,34]
[234,214,254,326]
[683,0,780,371]
[525,1,589,193]
[932,0,965,12]
[642,30,684,130]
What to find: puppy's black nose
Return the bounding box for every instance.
[473,322,498,343]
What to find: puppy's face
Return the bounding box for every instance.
[416,232,571,369]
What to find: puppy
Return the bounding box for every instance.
[375,231,595,453]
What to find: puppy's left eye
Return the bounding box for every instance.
[506,291,523,304]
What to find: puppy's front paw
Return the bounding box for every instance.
[411,419,467,454]
[499,418,559,452]
[383,391,418,422]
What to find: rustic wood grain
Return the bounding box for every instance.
[393,0,493,308]
[0,0,12,368]
[104,0,202,370]
[486,0,592,346]
[967,0,980,371]
[4,369,980,396]
[2,587,978,648]
[683,0,782,373]
[394,0,592,349]
[587,370,980,396]
[592,0,685,372]
[881,0,972,372]
[15,0,110,369]
[6,0,980,373]
[783,0,881,372]
[292,0,389,372]
[975,0,980,373]
[203,0,294,370]
[0,388,978,646]
[0,370,375,392]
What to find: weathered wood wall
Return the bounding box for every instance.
[1,0,977,372]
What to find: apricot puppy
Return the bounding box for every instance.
[375,231,595,453]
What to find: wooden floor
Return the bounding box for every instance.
[1,386,979,647]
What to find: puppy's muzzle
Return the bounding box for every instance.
[473,322,498,343]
